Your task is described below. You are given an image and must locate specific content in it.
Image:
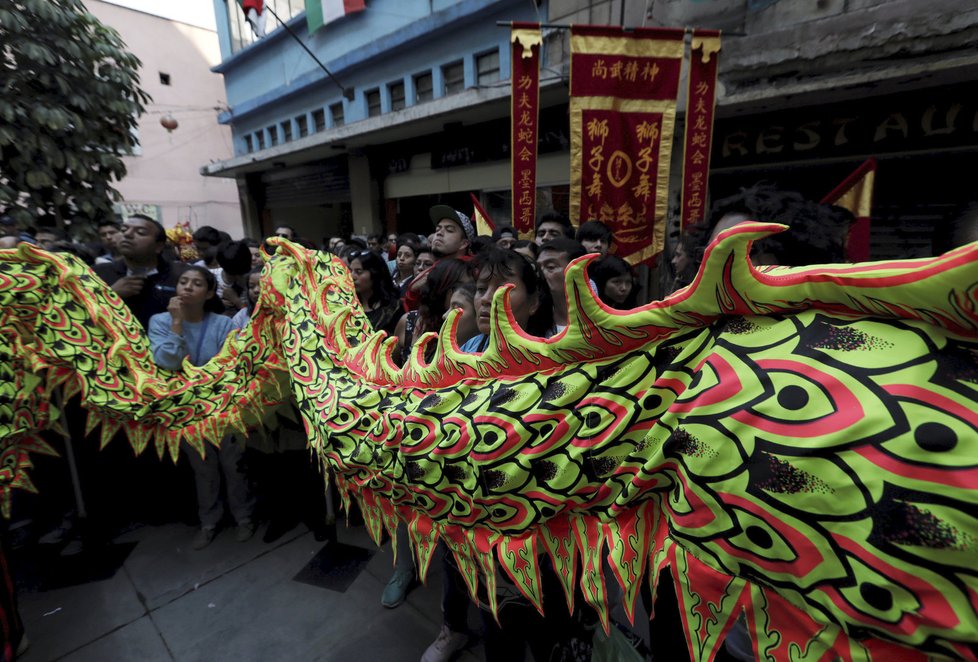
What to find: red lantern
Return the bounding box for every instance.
[160,114,178,132]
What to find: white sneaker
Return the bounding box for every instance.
[421,625,468,662]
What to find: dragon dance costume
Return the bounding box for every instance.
[1,224,977,660]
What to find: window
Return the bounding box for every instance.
[476,49,500,86]
[389,81,406,111]
[330,102,344,127]
[296,114,308,137]
[414,72,433,103]
[159,72,171,86]
[442,60,465,95]
[268,125,278,146]
[366,88,381,117]
[312,108,326,132]
[244,135,254,153]
[227,0,304,54]
[281,120,292,142]
[255,131,265,150]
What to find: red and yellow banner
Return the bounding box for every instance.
[680,30,721,230]
[821,158,877,262]
[511,23,542,239]
[570,26,684,265]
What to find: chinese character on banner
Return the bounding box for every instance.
[511,23,541,239]
[570,25,684,265]
[680,30,721,231]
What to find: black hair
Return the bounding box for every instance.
[97,216,120,230]
[36,226,68,241]
[192,225,222,246]
[396,233,421,253]
[217,240,253,276]
[350,250,399,308]
[511,239,538,259]
[127,214,167,243]
[274,224,297,238]
[470,235,494,256]
[539,237,587,262]
[368,233,385,244]
[698,182,853,267]
[536,211,574,238]
[242,237,260,248]
[245,265,263,314]
[417,258,474,337]
[473,245,552,336]
[492,225,516,242]
[182,265,224,314]
[576,220,613,245]
[591,255,637,309]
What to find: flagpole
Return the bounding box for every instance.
[262,5,355,101]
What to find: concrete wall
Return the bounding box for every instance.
[87,1,244,237]
[211,0,536,157]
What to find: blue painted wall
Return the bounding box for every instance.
[212,0,543,156]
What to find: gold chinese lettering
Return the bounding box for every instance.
[617,202,637,227]
[598,202,615,223]
[610,60,623,79]
[519,146,533,161]
[517,75,533,91]
[586,118,609,144]
[695,81,710,96]
[636,121,659,144]
[519,92,532,109]
[693,114,708,132]
[518,128,534,143]
[691,132,708,148]
[518,110,532,126]
[641,61,660,83]
[591,59,608,79]
[623,60,638,82]
[632,173,651,201]
[635,146,654,173]
[690,150,705,166]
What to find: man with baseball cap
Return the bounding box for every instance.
[429,204,475,259]
[403,205,475,311]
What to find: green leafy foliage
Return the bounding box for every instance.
[0,0,150,227]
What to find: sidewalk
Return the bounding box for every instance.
[15,521,485,662]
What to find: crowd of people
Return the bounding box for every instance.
[9,181,977,660]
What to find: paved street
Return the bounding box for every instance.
[15,521,484,662]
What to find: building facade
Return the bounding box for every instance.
[206,0,978,258]
[87,1,243,236]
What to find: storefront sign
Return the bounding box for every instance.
[712,85,978,167]
[569,26,684,265]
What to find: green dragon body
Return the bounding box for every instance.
[2,224,977,660]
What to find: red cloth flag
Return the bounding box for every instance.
[470,193,496,237]
[821,158,877,262]
[679,30,721,230]
[240,0,266,38]
[511,24,542,239]
[569,26,684,266]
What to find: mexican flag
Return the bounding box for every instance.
[306,0,365,34]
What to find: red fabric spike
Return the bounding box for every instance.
[408,511,440,584]
[540,516,579,615]
[574,515,610,632]
[672,547,749,662]
[604,502,654,625]
[497,532,545,616]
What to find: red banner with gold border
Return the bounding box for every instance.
[570,26,684,265]
[511,23,541,239]
[680,30,721,230]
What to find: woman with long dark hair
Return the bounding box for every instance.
[591,254,638,309]
[394,258,473,364]
[350,250,401,335]
[148,266,255,549]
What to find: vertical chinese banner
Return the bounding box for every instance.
[570,26,685,265]
[680,30,721,231]
[511,23,542,238]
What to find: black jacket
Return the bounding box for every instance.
[94,257,188,330]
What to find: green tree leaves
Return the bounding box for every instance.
[0,0,150,227]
